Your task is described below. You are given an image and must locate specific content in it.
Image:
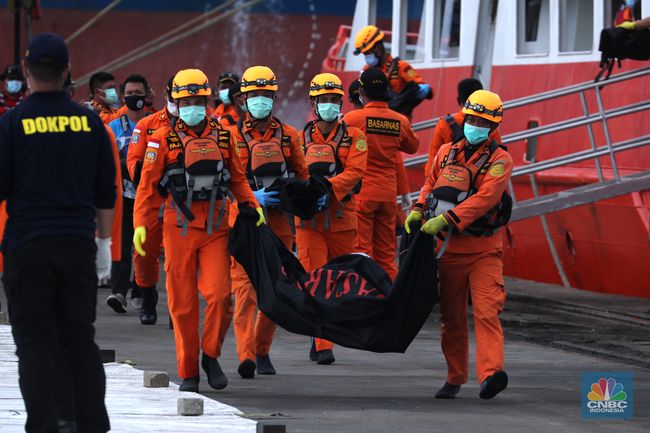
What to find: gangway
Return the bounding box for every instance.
[405,66,650,222]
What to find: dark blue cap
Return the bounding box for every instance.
[26,33,69,66]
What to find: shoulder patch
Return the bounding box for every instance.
[489,163,505,177]
[131,131,140,144]
[144,148,157,163]
[355,138,367,151]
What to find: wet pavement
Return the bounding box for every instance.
[1,277,649,432]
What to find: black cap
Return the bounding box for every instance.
[1,64,23,80]
[219,72,239,84]
[26,33,69,67]
[359,68,388,99]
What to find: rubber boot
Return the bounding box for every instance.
[179,376,199,392]
[479,370,508,399]
[237,359,256,379]
[256,354,276,375]
[435,382,461,399]
[139,286,158,325]
[201,353,228,390]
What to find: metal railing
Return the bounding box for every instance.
[403,66,650,287]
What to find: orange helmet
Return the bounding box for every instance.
[462,90,503,124]
[309,73,344,98]
[241,66,279,93]
[171,69,211,99]
[353,25,385,55]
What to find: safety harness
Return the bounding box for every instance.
[302,120,361,230]
[427,139,512,239]
[443,114,464,143]
[158,121,231,236]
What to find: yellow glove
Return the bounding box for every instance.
[256,207,266,227]
[404,210,423,234]
[133,226,147,257]
[617,21,636,30]
[420,214,449,235]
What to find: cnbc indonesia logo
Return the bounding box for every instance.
[582,373,633,419]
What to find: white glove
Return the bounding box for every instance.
[95,237,112,284]
[401,194,412,210]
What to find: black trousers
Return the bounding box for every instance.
[111,196,140,298]
[2,236,110,433]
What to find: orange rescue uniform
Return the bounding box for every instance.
[105,126,124,261]
[344,101,419,279]
[134,118,258,379]
[228,117,309,362]
[297,120,368,352]
[418,138,513,385]
[127,108,173,289]
[365,55,425,95]
[424,111,502,178]
[214,103,239,126]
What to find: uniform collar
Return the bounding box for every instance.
[311,120,342,143]
[364,100,389,109]
[243,114,280,137]
[175,117,218,138]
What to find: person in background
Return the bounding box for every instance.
[0,64,28,116]
[89,71,121,124]
[105,74,150,314]
[214,71,240,123]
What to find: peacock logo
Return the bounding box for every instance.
[587,378,627,402]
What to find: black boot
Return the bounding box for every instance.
[179,375,200,392]
[316,349,335,365]
[309,338,317,361]
[237,359,256,379]
[256,354,276,375]
[435,382,461,399]
[201,353,228,390]
[479,370,508,399]
[139,286,158,325]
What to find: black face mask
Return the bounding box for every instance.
[124,95,146,111]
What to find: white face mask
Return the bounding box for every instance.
[166,100,179,117]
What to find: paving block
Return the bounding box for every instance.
[143,371,169,388]
[99,349,115,363]
[257,424,286,433]
[178,398,203,416]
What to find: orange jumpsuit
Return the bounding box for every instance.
[344,101,419,280]
[214,104,239,126]
[424,112,502,178]
[395,151,410,226]
[297,121,368,352]
[134,118,258,379]
[365,55,425,95]
[418,138,513,385]
[105,126,124,261]
[229,117,309,362]
[94,101,120,125]
[127,109,173,289]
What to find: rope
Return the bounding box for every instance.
[65,0,123,44]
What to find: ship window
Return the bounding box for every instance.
[370,0,394,53]
[605,0,642,28]
[401,0,425,61]
[432,0,461,59]
[516,0,549,55]
[559,0,593,52]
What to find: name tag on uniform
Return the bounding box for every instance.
[366,117,400,137]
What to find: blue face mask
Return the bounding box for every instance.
[219,89,231,105]
[179,105,206,126]
[625,0,635,8]
[247,96,274,119]
[317,103,341,122]
[6,80,22,94]
[464,123,490,145]
[364,53,379,67]
[103,88,119,105]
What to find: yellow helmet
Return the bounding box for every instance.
[462,90,503,124]
[241,66,278,93]
[353,25,385,55]
[309,73,344,98]
[171,69,211,99]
